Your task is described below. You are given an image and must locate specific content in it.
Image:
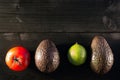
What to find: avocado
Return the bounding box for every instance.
[91,36,114,74]
[35,39,60,73]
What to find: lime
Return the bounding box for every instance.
[68,43,87,66]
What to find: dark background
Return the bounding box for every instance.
[0,0,120,80]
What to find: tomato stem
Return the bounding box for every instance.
[13,56,22,65]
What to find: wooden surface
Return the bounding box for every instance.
[0,0,120,80]
[0,0,119,32]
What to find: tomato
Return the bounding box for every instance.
[5,46,30,71]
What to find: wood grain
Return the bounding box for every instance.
[0,0,119,32]
[0,0,119,80]
[0,32,119,50]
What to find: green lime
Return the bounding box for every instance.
[68,43,87,66]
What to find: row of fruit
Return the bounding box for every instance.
[5,36,114,74]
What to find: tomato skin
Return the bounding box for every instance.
[5,46,30,71]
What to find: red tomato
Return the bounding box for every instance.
[5,46,30,71]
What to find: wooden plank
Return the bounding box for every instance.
[0,13,119,32]
[0,21,119,32]
[0,32,119,80]
[0,32,119,50]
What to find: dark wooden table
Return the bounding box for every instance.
[0,0,119,80]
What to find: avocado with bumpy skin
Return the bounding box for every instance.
[91,36,114,74]
[35,39,60,73]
